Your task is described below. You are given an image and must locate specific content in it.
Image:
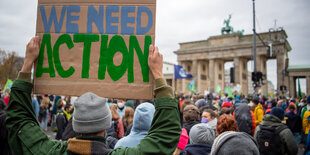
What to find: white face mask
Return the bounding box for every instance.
[118,102,125,108]
[307,105,310,111]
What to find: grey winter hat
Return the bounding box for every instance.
[72,92,112,133]
[189,123,215,145]
[210,131,259,155]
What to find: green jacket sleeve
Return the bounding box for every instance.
[109,78,181,155]
[5,73,67,155]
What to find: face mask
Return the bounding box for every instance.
[118,102,125,108]
[201,118,209,123]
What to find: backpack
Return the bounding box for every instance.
[39,106,47,117]
[256,125,288,155]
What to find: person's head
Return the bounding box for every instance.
[288,104,295,113]
[189,123,215,145]
[211,131,259,155]
[109,104,120,120]
[41,97,50,108]
[195,99,207,109]
[131,102,155,132]
[202,109,217,122]
[64,103,73,113]
[181,99,193,112]
[216,114,238,136]
[117,99,126,109]
[183,105,200,122]
[123,107,135,127]
[252,96,260,105]
[220,107,232,115]
[270,107,284,120]
[72,92,111,137]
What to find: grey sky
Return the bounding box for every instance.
[0,0,309,93]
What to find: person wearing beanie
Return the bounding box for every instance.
[5,38,181,154]
[253,96,264,126]
[184,123,215,155]
[210,131,259,155]
[114,102,155,148]
[173,128,189,155]
[254,107,298,155]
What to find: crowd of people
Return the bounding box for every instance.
[0,36,309,155]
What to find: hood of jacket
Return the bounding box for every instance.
[114,102,155,148]
[260,114,282,126]
[185,144,212,155]
[131,102,155,133]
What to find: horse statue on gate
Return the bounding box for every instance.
[221,14,233,34]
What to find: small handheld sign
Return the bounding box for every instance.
[34,0,156,100]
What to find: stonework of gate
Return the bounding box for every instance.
[287,66,310,97]
[174,30,291,95]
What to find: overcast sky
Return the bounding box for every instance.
[0,0,309,93]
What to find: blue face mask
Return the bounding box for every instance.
[201,118,209,123]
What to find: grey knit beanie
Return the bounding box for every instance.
[189,123,215,145]
[72,92,112,133]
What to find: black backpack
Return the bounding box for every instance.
[39,106,47,117]
[256,125,288,155]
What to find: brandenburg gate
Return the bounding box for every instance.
[174,30,291,95]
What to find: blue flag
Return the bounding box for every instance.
[174,65,193,79]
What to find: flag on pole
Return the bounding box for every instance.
[186,77,197,92]
[216,84,221,94]
[3,79,13,92]
[174,65,193,79]
[298,78,303,98]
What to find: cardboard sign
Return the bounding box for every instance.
[34,0,156,100]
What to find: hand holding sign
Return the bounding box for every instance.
[148,45,163,79]
[21,36,40,73]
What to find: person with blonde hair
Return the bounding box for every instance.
[110,104,124,139]
[39,96,50,131]
[122,107,134,135]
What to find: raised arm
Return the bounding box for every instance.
[110,45,181,154]
[6,37,67,154]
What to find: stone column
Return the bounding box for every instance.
[289,76,296,98]
[307,76,310,95]
[234,57,241,84]
[277,48,289,95]
[197,60,202,92]
[208,59,215,92]
[257,55,268,95]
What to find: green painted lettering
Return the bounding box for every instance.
[98,35,109,80]
[107,35,129,82]
[73,34,99,78]
[53,34,75,78]
[36,34,55,78]
[129,35,151,82]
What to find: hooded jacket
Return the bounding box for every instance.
[114,102,155,148]
[254,114,298,155]
[234,103,253,136]
[254,104,264,126]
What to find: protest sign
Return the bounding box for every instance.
[34,0,156,99]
